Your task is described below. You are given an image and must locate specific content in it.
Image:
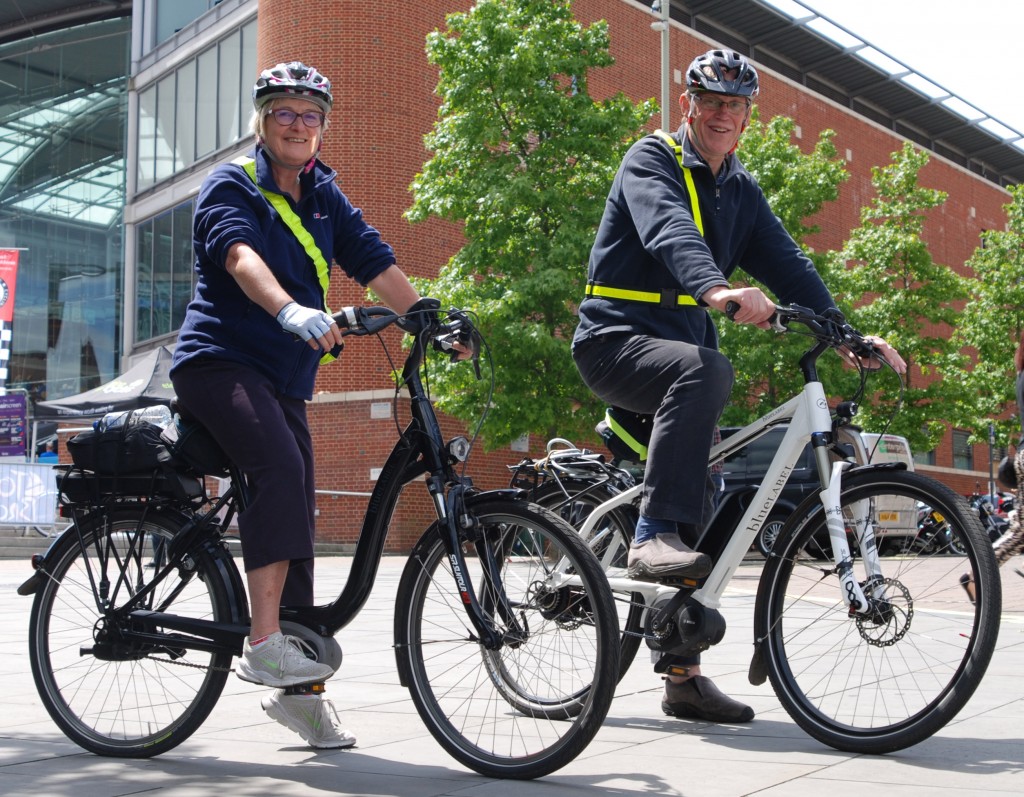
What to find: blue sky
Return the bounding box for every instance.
[764,0,1023,147]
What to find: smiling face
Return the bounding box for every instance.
[260,97,324,177]
[682,90,752,173]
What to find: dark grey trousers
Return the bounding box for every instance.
[172,359,316,606]
[573,333,734,527]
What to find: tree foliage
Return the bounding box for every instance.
[821,142,968,453]
[718,113,849,424]
[947,184,1024,446]
[407,0,656,447]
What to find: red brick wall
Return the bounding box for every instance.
[255,0,1010,549]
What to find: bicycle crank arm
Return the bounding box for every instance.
[127,610,247,655]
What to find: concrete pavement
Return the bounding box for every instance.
[2,554,1024,797]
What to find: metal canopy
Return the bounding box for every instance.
[0,6,130,230]
[0,1,131,46]
[674,0,1024,187]
[3,1,1022,189]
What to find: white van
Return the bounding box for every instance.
[852,432,917,541]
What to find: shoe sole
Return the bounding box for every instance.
[236,662,333,689]
[627,558,712,581]
[662,701,754,723]
[263,701,357,749]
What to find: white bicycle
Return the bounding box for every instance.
[510,304,1001,754]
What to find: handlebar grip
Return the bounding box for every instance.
[725,301,740,320]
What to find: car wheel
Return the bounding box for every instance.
[756,514,788,557]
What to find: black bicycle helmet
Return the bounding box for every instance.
[253,61,333,113]
[686,49,759,97]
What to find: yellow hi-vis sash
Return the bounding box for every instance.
[605,409,648,461]
[584,130,704,310]
[238,157,336,363]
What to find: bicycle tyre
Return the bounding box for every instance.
[530,478,644,680]
[754,469,1000,754]
[394,497,619,779]
[28,507,234,757]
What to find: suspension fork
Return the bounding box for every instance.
[820,461,884,612]
[430,482,509,650]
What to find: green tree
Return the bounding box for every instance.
[948,183,1024,447]
[717,113,849,425]
[822,142,967,453]
[406,0,656,447]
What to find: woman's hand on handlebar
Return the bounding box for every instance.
[704,286,776,328]
[277,301,344,352]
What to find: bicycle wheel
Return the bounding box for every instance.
[754,469,1000,754]
[531,478,644,679]
[28,507,235,757]
[394,497,619,779]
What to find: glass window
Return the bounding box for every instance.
[152,211,174,337]
[241,19,257,113]
[136,222,153,341]
[155,0,214,46]
[218,30,242,148]
[913,448,937,466]
[172,202,194,328]
[155,74,176,183]
[137,86,157,191]
[195,46,218,159]
[953,430,973,470]
[175,60,196,171]
[0,18,129,403]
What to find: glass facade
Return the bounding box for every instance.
[132,11,256,345]
[135,19,256,193]
[0,17,130,405]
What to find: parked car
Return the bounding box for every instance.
[719,425,915,557]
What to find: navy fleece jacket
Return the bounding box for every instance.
[574,128,833,350]
[172,147,395,399]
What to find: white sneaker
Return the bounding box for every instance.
[262,691,356,749]
[236,632,334,687]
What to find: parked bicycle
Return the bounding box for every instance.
[17,305,620,780]
[510,303,1001,754]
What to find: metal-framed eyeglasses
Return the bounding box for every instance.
[265,108,326,128]
[692,95,751,115]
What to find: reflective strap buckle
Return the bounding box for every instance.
[659,288,679,309]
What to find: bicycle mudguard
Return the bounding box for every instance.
[16,517,92,596]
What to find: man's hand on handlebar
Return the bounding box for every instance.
[842,335,907,375]
[703,286,776,328]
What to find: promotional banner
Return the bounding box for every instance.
[0,392,26,457]
[0,248,18,324]
[0,462,57,525]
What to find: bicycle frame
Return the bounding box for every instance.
[69,309,516,658]
[576,367,880,615]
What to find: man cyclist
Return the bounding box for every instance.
[572,49,905,723]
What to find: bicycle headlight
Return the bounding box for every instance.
[447,436,471,462]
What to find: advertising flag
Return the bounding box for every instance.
[0,248,18,324]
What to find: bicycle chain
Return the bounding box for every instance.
[143,654,234,674]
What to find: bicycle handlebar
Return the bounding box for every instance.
[725,301,880,362]
[331,303,483,369]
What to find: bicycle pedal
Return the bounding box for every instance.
[657,575,701,588]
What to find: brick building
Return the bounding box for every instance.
[3,1,1019,550]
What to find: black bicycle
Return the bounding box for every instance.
[18,304,620,780]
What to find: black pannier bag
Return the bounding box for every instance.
[66,406,177,475]
[159,412,231,478]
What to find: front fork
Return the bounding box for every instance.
[431,480,520,649]
[821,461,886,613]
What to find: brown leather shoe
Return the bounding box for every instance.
[662,676,754,723]
[626,534,712,580]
